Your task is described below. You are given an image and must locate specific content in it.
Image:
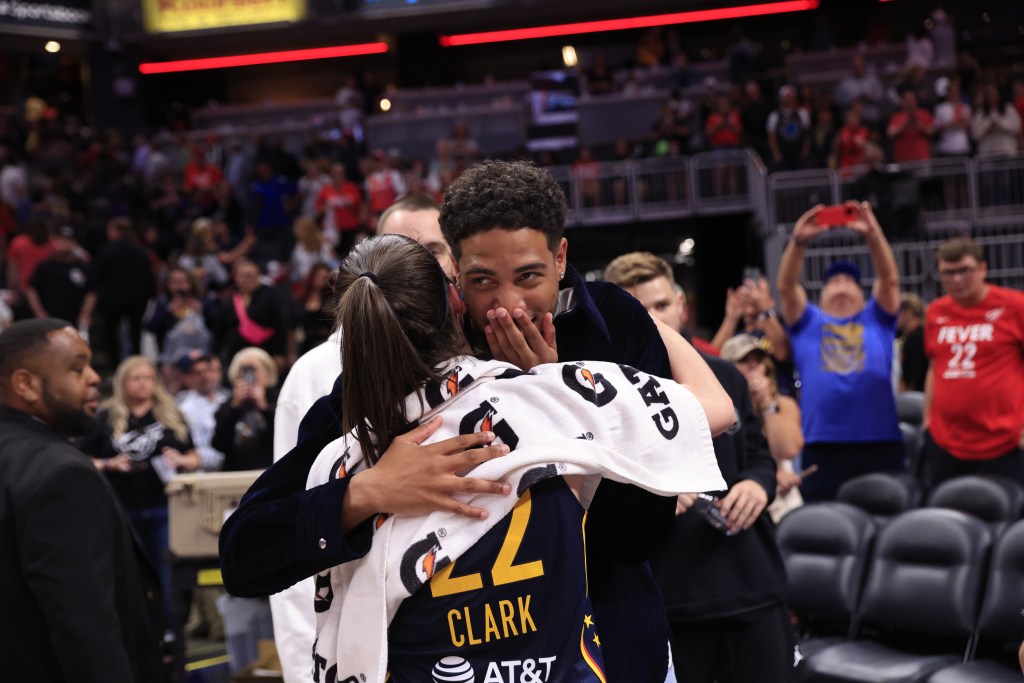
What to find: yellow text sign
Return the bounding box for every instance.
[143,0,307,34]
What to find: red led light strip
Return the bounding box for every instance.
[139,42,390,75]
[440,0,820,46]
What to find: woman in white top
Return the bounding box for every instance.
[972,83,1022,157]
[933,79,972,157]
[290,215,338,283]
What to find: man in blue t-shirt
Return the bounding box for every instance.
[249,160,298,264]
[777,201,903,501]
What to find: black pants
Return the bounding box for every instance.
[100,303,146,369]
[250,229,294,270]
[922,431,1024,491]
[670,604,806,683]
[800,440,906,502]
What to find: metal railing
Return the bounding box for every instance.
[794,226,1024,303]
[557,149,767,228]
[634,156,693,220]
[762,154,1024,303]
[768,154,1024,234]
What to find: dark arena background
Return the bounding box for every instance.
[2,0,1024,680]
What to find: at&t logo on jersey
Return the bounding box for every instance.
[432,655,558,683]
[433,656,475,682]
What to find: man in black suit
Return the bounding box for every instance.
[0,319,165,683]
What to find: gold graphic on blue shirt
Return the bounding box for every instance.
[820,321,865,374]
[580,613,606,682]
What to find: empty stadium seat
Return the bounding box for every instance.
[776,502,876,647]
[900,422,924,478]
[926,475,1024,531]
[896,391,925,426]
[805,509,993,683]
[926,518,1024,681]
[926,661,1024,683]
[835,472,921,523]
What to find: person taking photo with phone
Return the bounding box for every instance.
[711,269,796,397]
[214,347,279,472]
[776,200,903,501]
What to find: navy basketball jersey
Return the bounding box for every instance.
[387,477,606,683]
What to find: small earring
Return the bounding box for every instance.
[558,272,564,280]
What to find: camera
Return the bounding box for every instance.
[816,204,857,228]
[241,365,257,385]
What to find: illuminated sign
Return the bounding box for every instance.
[139,41,389,73]
[142,0,307,34]
[440,0,820,46]
[0,0,91,28]
[360,0,490,14]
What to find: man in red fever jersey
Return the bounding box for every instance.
[923,237,1024,488]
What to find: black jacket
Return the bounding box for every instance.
[221,285,287,360]
[94,238,155,311]
[651,354,789,620]
[220,265,677,681]
[213,388,278,472]
[0,406,165,683]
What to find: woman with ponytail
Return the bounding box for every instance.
[306,233,727,683]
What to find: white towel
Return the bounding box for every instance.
[306,356,726,683]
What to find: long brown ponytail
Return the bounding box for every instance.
[334,234,463,464]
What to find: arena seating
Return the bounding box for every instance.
[896,391,924,426]
[799,508,993,682]
[899,423,924,479]
[926,519,1024,681]
[775,502,876,649]
[779,501,1024,682]
[896,391,925,478]
[835,472,921,525]
[926,475,1024,535]
[835,472,1024,528]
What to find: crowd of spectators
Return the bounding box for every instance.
[558,8,1022,174]
[572,53,1023,178]
[0,8,1022,672]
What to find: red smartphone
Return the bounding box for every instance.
[816,204,857,227]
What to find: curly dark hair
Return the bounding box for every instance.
[439,159,567,259]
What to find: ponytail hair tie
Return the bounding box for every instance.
[359,272,381,286]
